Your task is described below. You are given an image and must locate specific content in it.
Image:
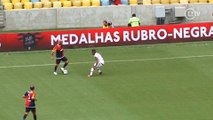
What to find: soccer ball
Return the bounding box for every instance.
[63,70,68,74]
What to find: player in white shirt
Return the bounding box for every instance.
[88,49,105,77]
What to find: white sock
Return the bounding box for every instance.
[97,69,101,73]
[90,68,94,76]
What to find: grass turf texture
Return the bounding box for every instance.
[0,42,213,120]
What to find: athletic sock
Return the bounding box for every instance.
[23,114,27,120]
[54,65,58,72]
[98,69,101,73]
[90,68,94,76]
[63,63,68,68]
[33,115,37,120]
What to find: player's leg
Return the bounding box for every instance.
[88,63,96,77]
[54,59,60,75]
[61,57,69,72]
[31,108,37,120]
[96,63,103,75]
[23,108,30,120]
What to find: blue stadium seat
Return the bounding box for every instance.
[101,0,110,6]
[121,0,128,5]
[31,0,39,3]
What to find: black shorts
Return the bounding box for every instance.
[25,107,36,113]
[56,57,68,64]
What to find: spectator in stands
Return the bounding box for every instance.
[108,21,114,28]
[128,13,141,27]
[109,0,121,5]
[103,20,109,28]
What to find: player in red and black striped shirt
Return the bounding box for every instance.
[51,40,69,75]
[22,85,37,120]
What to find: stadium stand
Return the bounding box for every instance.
[33,2,42,8]
[91,0,101,6]
[198,0,208,2]
[82,0,91,6]
[63,1,72,7]
[0,0,212,10]
[161,0,170,4]
[73,0,81,6]
[120,0,128,5]
[2,0,10,4]
[31,0,40,3]
[53,1,62,7]
[179,0,188,3]
[170,0,179,4]
[50,0,58,3]
[12,0,21,4]
[13,2,23,9]
[143,0,151,4]
[24,2,32,9]
[152,0,161,4]
[129,0,138,5]
[189,0,198,3]
[41,0,50,3]
[43,1,52,8]
[3,3,13,10]
[101,0,110,6]
[21,0,30,4]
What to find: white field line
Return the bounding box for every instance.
[0,54,213,69]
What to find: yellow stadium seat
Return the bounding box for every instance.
[143,0,151,4]
[209,0,213,3]
[170,0,179,3]
[73,0,81,6]
[129,0,138,5]
[161,0,169,4]
[2,0,11,4]
[12,0,21,4]
[50,0,58,2]
[198,0,207,2]
[62,1,71,7]
[91,0,100,6]
[13,2,23,9]
[24,2,32,9]
[189,0,198,3]
[82,0,90,6]
[41,0,49,3]
[59,0,67,2]
[21,0,29,3]
[43,1,51,8]
[53,1,62,7]
[4,3,13,10]
[33,2,42,8]
[180,0,188,3]
[152,0,161,4]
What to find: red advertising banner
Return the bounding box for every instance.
[0,22,213,52]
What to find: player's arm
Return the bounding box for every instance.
[31,93,37,101]
[51,46,57,60]
[23,92,28,98]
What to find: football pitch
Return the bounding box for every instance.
[1,41,213,120]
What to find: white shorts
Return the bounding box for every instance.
[94,62,104,69]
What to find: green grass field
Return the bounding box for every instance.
[1,41,213,120]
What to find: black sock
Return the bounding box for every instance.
[63,63,68,68]
[23,114,27,120]
[54,65,58,72]
[33,114,37,120]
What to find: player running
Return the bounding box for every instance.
[88,49,105,77]
[51,40,69,75]
[22,85,37,120]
